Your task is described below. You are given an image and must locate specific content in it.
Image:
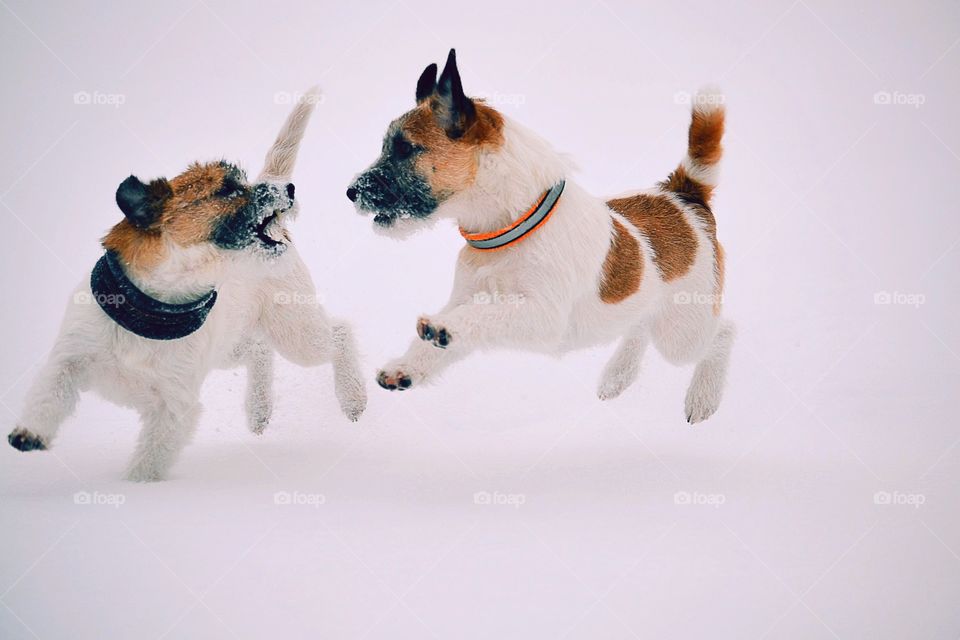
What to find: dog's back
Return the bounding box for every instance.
[602,89,725,319]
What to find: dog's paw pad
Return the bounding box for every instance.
[377,370,413,391]
[8,428,46,452]
[417,317,451,349]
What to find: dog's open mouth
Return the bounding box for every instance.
[255,210,287,246]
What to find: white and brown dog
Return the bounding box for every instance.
[348,50,733,423]
[8,91,367,481]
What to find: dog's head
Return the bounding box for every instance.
[104,161,295,268]
[347,49,504,234]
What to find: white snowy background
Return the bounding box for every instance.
[1,1,959,638]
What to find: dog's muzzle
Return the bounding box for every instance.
[347,168,438,227]
[213,182,294,254]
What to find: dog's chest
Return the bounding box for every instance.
[97,282,260,385]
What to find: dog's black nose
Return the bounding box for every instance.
[286,183,295,200]
[346,187,358,202]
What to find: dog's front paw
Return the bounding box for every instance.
[248,413,270,436]
[8,428,47,452]
[246,397,272,435]
[417,317,451,349]
[337,384,367,422]
[125,463,165,483]
[597,378,629,401]
[376,368,414,391]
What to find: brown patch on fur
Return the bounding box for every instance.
[103,162,245,272]
[689,107,724,167]
[608,193,697,282]
[599,218,643,303]
[161,163,245,246]
[660,165,713,210]
[402,101,504,198]
[102,223,166,273]
[661,104,724,208]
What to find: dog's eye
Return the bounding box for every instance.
[393,137,414,160]
[215,183,243,198]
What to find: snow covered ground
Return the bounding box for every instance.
[1,0,958,638]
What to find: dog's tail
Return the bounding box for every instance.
[257,86,321,182]
[661,87,725,207]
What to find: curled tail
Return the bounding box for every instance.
[661,87,725,208]
[257,86,321,182]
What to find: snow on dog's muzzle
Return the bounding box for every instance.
[347,165,438,228]
[213,181,294,255]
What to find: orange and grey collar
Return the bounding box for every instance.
[460,181,565,251]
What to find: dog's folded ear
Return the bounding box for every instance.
[416,63,437,104]
[116,175,172,229]
[433,49,476,139]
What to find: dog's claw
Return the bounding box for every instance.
[8,428,47,452]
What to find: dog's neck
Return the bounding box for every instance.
[119,242,222,305]
[449,118,570,235]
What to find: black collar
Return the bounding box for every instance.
[90,250,217,340]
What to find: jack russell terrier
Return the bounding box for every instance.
[348,50,733,423]
[8,90,367,480]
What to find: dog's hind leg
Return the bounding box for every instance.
[684,319,735,424]
[331,322,366,422]
[598,325,649,401]
[126,392,201,482]
[243,341,274,435]
[8,352,89,452]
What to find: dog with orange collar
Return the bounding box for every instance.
[348,49,734,423]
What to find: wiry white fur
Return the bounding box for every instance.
[8,92,367,481]
[259,86,320,185]
[380,95,734,423]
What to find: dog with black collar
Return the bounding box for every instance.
[7,91,367,481]
[348,50,734,423]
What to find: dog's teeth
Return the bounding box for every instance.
[263,217,285,242]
